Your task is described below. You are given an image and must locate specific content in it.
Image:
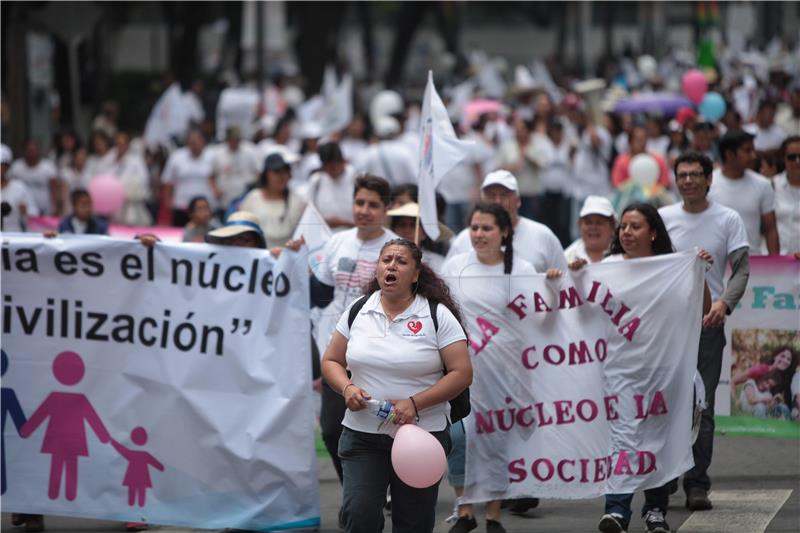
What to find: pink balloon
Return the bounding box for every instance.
[391,425,446,488]
[88,174,126,215]
[682,69,708,105]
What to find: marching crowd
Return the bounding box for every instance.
[3,49,800,533]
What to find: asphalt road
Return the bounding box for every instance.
[3,434,798,533]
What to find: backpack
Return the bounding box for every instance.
[347,294,471,423]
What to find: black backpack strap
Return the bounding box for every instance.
[347,295,371,329]
[428,299,439,332]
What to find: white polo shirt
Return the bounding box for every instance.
[336,292,467,433]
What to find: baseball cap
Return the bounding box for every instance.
[481,170,519,192]
[206,211,266,248]
[579,195,615,218]
[374,116,401,138]
[0,144,12,165]
[263,153,291,172]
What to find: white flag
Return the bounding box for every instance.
[321,73,353,136]
[143,83,184,150]
[418,71,473,241]
[292,203,332,256]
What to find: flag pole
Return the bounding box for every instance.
[414,209,421,245]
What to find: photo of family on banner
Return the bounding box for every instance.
[2,350,163,506]
[441,250,706,502]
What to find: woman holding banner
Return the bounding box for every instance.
[562,202,710,533]
[321,238,471,533]
[441,203,536,533]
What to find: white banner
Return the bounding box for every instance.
[445,251,705,501]
[1,234,320,530]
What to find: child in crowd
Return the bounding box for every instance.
[57,189,109,235]
[182,196,219,243]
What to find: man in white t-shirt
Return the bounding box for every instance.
[9,139,59,215]
[309,175,398,486]
[1,144,39,232]
[743,100,787,153]
[161,130,216,226]
[210,126,260,212]
[302,142,356,231]
[710,130,779,254]
[446,170,567,272]
[659,152,750,512]
[772,136,800,254]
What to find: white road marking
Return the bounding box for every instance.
[678,489,793,533]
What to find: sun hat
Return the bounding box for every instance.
[206,211,266,248]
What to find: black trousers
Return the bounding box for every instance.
[320,379,347,483]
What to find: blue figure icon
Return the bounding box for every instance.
[2,349,28,494]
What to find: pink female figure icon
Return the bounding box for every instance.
[20,351,111,501]
[110,427,164,507]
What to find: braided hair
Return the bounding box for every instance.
[469,202,515,274]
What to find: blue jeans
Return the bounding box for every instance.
[339,426,452,533]
[446,419,467,487]
[605,483,669,523]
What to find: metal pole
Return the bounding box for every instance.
[256,1,265,99]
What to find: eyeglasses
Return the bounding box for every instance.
[786,154,800,162]
[675,171,706,181]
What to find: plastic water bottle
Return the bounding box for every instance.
[365,398,398,435]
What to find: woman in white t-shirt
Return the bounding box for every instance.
[441,202,536,533]
[565,203,711,533]
[239,152,305,249]
[322,238,471,533]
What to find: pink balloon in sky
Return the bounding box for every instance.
[682,69,708,105]
[391,424,446,488]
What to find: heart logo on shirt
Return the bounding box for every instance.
[407,321,423,334]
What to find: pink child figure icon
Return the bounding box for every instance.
[110,427,164,507]
[20,351,111,501]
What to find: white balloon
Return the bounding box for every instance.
[370,90,404,125]
[629,153,660,188]
[637,55,658,80]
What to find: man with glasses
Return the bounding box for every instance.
[659,152,750,512]
[772,136,800,255]
[710,130,780,254]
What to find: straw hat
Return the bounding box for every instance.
[386,202,454,242]
[206,211,266,248]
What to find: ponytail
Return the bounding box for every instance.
[502,224,515,274]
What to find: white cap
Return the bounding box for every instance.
[481,170,518,192]
[299,121,323,140]
[374,116,401,138]
[0,144,11,165]
[579,195,615,218]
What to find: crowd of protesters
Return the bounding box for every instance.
[3,43,800,533]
